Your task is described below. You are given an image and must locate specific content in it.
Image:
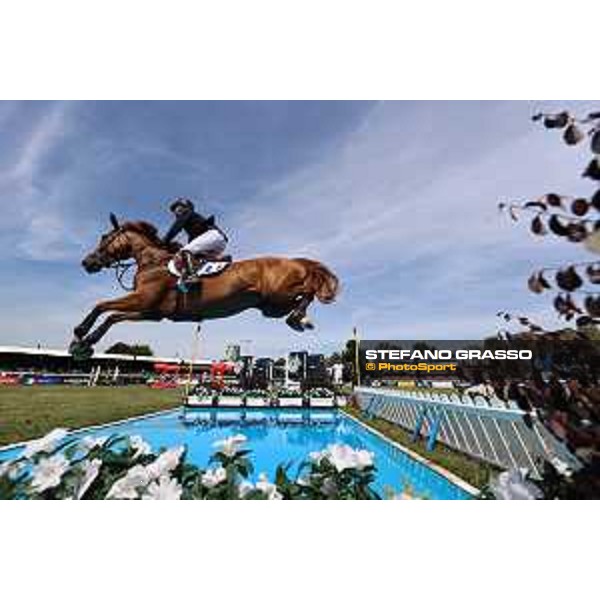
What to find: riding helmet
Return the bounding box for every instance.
[169,197,195,212]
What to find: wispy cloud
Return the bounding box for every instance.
[0,101,596,358]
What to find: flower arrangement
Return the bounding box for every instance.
[245,388,271,398]
[276,387,305,399]
[219,385,245,397]
[307,387,335,398]
[190,385,215,398]
[0,429,382,500]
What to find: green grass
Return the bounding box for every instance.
[0,385,181,447]
[344,405,497,489]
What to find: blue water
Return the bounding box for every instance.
[0,409,471,499]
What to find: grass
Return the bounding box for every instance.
[0,385,181,447]
[344,405,497,489]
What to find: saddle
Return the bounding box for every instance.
[167,255,232,280]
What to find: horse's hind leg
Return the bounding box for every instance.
[285,293,315,332]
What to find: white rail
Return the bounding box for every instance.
[355,386,579,478]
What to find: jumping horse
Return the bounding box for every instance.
[69,214,339,358]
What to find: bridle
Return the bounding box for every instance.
[96,226,170,291]
[89,213,173,292]
[91,229,137,291]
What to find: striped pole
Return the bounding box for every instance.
[186,324,201,397]
[353,326,361,388]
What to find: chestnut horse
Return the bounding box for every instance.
[69,215,339,357]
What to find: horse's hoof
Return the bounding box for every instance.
[285,316,305,332]
[300,317,314,330]
[69,339,94,361]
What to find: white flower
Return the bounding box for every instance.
[142,475,182,500]
[146,446,185,479]
[74,459,102,499]
[354,449,375,470]
[256,473,283,500]
[323,444,374,472]
[0,460,19,479]
[213,434,247,457]
[80,435,108,451]
[22,428,69,459]
[550,456,574,477]
[490,469,544,500]
[238,481,255,498]
[309,449,326,463]
[201,467,227,488]
[30,455,70,493]
[130,435,152,458]
[106,465,151,500]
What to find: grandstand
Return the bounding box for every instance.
[0,345,211,386]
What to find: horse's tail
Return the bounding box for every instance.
[307,261,340,304]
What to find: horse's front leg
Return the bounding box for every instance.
[82,310,161,346]
[72,292,151,342]
[73,305,104,340]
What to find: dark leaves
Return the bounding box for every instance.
[584,296,600,318]
[591,129,600,154]
[583,157,600,181]
[555,266,583,291]
[524,201,547,211]
[530,215,547,235]
[566,223,587,242]
[543,111,570,129]
[585,263,600,285]
[591,189,600,211]
[548,214,570,236]
[545,193,563,207]
[553,294,581,318]
[528,271,551,294]
[570,198,589,217]
[564,123,585,146]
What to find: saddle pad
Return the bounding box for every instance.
[167,258,231,278]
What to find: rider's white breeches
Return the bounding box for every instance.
[182,229,227,258]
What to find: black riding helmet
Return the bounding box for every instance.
[169,197,195,213]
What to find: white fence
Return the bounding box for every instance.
[355,386,579,478]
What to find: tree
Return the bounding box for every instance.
[496,109,600,498]
[499,109,600,327]
[105,342,154,357]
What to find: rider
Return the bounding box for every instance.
[162,197,229,290]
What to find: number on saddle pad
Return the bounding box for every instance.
[196,261,230,276]
[167,258,230,278]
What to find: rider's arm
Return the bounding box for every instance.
[162,212,190,244]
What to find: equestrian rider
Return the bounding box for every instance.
[162,198,229,291]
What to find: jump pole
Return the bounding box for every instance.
[186,324,201,397]
[353,326,361,388]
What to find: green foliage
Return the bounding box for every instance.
[105,342,154,356]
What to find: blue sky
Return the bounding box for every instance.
[0,100,596,359]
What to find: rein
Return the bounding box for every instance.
[112,260,136,291]
[103,228,172,292]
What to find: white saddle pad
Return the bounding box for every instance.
[168,258,231,278]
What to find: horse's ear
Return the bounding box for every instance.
[109,213,120,230]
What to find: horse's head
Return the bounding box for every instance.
[82,214,175,273]
[81,214,135,273]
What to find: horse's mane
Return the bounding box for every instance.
[121,221,181,253]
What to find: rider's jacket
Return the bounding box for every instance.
[162,208,228,244]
